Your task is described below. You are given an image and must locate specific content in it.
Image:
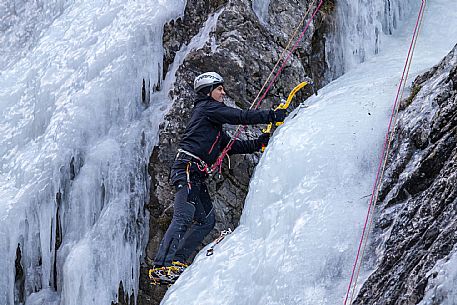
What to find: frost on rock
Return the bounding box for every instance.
[252,0,271,26]
[355,30,457,305]
[420,246,457,305]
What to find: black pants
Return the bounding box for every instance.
[154,160,216,266]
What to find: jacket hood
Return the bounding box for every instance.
[195,95,217,106]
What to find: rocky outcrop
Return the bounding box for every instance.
[354,44,457,304]
[138,1,332,304]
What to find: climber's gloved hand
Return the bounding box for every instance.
[257,133,270,150]
[269,108,287,123]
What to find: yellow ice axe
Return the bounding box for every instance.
[263,81,312,133]
[261,79,316,152]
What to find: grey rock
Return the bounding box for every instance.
[353,44,457,305]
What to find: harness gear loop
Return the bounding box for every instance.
[185,162,192,190]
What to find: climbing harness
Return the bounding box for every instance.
[209,0,324,174]
[344,1,427,304]
[178,148,212,174]
[177,148,230,176]
[206,228,233,256]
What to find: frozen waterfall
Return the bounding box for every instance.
[325,0,417,80]
[1,0,457,304]
[161,1,457,305]
[0,0,186,304]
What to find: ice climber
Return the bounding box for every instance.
[149,72,287,285]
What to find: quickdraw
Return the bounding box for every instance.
[206,228,232,256]
[185,162,192,190]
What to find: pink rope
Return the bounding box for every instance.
[343,1,426,304]
[211,0,324,172]
[253,0,324,110]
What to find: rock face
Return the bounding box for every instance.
[354,44,457,304]
[137,1,332,304]
[135,0,457,304]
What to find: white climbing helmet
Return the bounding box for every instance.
[194,72,224,93]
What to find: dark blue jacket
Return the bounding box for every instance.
[179,96,273,165]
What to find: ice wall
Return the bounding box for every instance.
[420,246,457,305]
[0,0,186,304]
[161,0,457,304]
[325,0,418,80]
[252,0,271,25]
[0,0,75,70]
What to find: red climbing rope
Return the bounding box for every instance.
[343,1,427,304]
[211,0,324,174]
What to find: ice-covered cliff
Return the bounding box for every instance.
[1,0,456,305]
[0,1,185,304]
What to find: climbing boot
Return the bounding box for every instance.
[172,261,188,275]
[149,265,181,286]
